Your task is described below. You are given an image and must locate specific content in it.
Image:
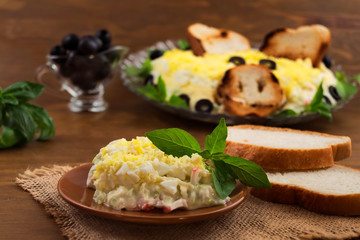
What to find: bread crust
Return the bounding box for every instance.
[225,125,351,171]
[250,165,360,216]
[216,65,285,117]
[186,29,206,56]
[260,24,330,67]
[187,23,250,56]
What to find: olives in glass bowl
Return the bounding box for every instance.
[36,30,128,112]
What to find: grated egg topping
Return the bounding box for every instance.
[87,137,228,212]
[151,49,338,113]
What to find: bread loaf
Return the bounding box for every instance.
[250,164,360,216]
[260,25,330,67]
[225,125,351,171]
[216,65,285,117]
[187,23,250,56]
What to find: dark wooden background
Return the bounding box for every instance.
[1,0,359,239]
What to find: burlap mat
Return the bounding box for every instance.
[16,165,360,240]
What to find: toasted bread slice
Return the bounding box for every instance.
[225,125,351,171]
[260,25,330,67]
[216,65,285,117]
[187,23,250,56]
[250,164,360,216]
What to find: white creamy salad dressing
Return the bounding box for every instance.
[87,137,229,212]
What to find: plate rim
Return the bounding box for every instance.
[58,163,248,224]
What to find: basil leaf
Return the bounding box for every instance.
[199,150,211,159]
[3,81,44,102]
[305,83,332,120]
[178,39,190,50]
[125,66,142,76]
[137,85,161,101]
[336,81,357,99]
[211,152,230,161]
[3,94,19,105]
[205,118,227,154]
[211,169,236,199]
[125,58,153,78]
[223,156,271,188]
[335,71,358,99]
[274,109,297,117]
[0,103,3,126]
[23,103,55,140]
[355,74,360,84]
[0,126,24,149]
[137,75,170,103]
[167,95,188,108]
[138,59,153,78]
[146,128,201,157]
[157,76,167,102]
[5,104,37,141]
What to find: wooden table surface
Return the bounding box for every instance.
[1,0,359,239]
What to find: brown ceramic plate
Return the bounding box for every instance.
[58,163,248,224]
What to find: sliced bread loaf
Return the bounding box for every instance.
[225,125,351,171]
[260,24,330,67]
[187,23,250,56]
[216,65,285,117]
[250,164,360,216]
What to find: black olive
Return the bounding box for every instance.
[259,59,276,70]
[195,99,213,113]
[144,75,154,86]
[78,35,102,55]
[95,29,112,46]
[50,45,67,64]
[228,56,245,66]
[323,96,331,105]
[179,94,190,106]
[61,34,79,51]
[322,55,332,68]
[329,86,341,101]
[149,49,164,60]
[50,45,67,56]
[70,72,97,91]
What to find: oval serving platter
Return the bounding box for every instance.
[120,40,353,126]
[58,163,248,224]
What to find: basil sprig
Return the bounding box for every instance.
[146,118,271,199]
[0,81,55,149]
[304,82,332,121]
[335,72,358,99]
[177,39,190,50]
[126,56,188,109]
[125,58,153,78]
[137,76,188,109]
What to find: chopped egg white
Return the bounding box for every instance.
[87,137,228,212]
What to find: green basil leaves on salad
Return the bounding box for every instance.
[0,81,55,149]
[146,118,271,199]
[278,72,359,120]
[125,57,188,109]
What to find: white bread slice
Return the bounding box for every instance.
[187,23,250,56]
[260,24,330,67]
[250,164,360,216]
[225,125,351,171]
[216,65,285,117]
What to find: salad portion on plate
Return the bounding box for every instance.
[86,119,269,213]
[122,23,359,124]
